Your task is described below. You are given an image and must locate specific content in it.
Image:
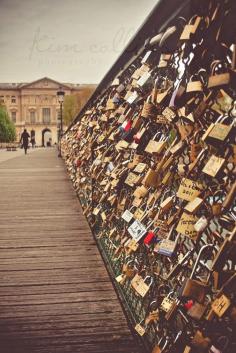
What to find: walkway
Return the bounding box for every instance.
[0,148,141,353]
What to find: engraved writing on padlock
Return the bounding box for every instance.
[128,220,147,241]
[211,294,231,317]
[176,213,198,239]
[177,178,203,202]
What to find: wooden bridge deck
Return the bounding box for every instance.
[0,148,141,353]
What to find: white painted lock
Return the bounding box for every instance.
[194,216,208,232]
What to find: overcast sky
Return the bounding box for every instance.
[0,0,157,84]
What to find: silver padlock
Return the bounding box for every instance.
[194,215,208,232]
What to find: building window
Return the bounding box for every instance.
[42,108,50,124]
[11,111,16,123]
[11,96,16,104]
[30,110,36,124]
[0,96,4,104]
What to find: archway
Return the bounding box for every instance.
[42,128,52,147]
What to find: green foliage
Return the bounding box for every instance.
[0,105,16,142]
[63,95,78,126]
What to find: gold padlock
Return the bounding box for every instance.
[212,294,231,317]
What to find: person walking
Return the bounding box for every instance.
[30,136,36,148]
[20,129,30,154]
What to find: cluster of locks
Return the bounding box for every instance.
[62,0,236,352]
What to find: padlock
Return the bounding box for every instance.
[141,95,158,119]
[162,106,176,122]
[145,132,168,155]
[211,294,231,318]
[180,15,202,41]
[160,291,175,312]
[137,70,152,88]
[191,330,211,351]
[122,258,135,278]
[212,190,225,216]
[161,169,174,186]
[186,74,203,93]
[115,273,127,285]
[209,336,229,353]
[166,249,194,280]
[184,197,203,214]
[143,231,156,247]
[180,244,214,303]
[131,274,153,298]
[187,298,209,321]
[194,215,208,232]
[142,168,160,188]
[133,201,149,221]
[145,308,159,325]
[176,177,203,202]
[133,184,149,198]
[190,130,202,162]
[202,115,234,146]
[165,299,180,321]
[134,318,146,336]
[202,154,225,178]
[121,207,134,223]
[157,224,178,257]
[208,60,234,89]
[160,195,174,214]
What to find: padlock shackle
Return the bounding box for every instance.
[190,244,214,279]
[143,275,154,285]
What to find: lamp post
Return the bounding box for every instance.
[57,89,65,157]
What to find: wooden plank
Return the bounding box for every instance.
[0,312,126,326]
[0,283,114,296]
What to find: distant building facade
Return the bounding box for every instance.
[0,77,95,146]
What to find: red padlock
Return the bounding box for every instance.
[184,299,194,310]
[76,159,82,168]
[124,120,132,132]
[144,231,155,246]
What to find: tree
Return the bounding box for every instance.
[74,86,96,114]
[63,86,96,126]
[63,95,78,126]
[0,105,16,142]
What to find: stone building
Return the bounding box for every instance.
[0,77,95,146]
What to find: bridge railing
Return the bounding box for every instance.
[62,0,236,352]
